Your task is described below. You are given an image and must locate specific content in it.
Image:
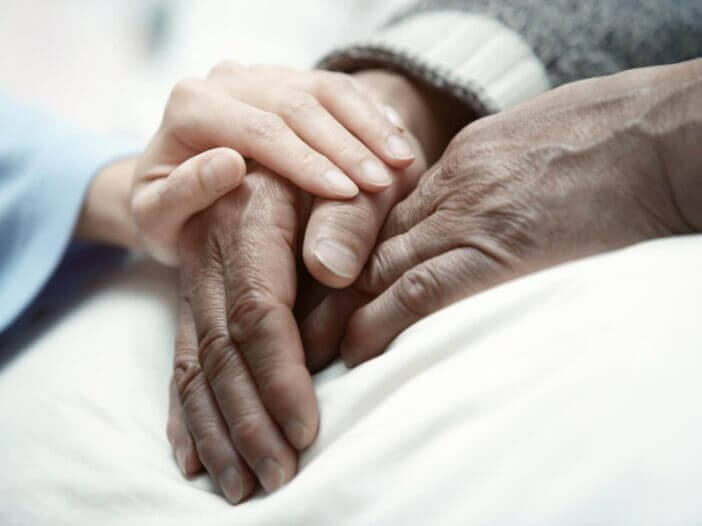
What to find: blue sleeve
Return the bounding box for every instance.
[0,95,140,335]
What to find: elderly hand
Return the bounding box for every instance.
[302,60,702,367]
[166,149,429,503]
[130,63,415,265]
[166,164,316,503]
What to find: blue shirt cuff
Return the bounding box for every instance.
[0,97,140,333]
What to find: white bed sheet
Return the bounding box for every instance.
[1,235,701,525]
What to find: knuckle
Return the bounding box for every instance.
[166,79,202,114]
[129,191,155,229]
[471,208,535,259]
[396,267,440,317]
[208,60,240,79]
[258,364,302,401]
[163,78,205,132]
[195,426,227,463]
[316,72,354,100]
[435,160,465,189]
[298,148,322,170]
[245,113,287,143]
[334,137,364,161]
[197,326,234,377]
[248,63,284,77]
[170,78,202,103]
[227,290,277,345]
[332,201,375,234]
[280,91,320,119]
[229,412,266,449]
[355,248,392,296]
[173,354,204,403]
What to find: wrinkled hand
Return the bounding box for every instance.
[302,62,702,367]
[166,165,317,503]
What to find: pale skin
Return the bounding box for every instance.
[75,64,419,262]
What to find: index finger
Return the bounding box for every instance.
[161,79,359,199]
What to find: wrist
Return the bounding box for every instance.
[75,157,143,250]
[352,70,475,164]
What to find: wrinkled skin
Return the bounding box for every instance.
[301,61,702,367]
[164,69,449,503]
[169,167,312,502]
[167,148,427,503]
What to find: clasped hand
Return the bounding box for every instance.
[154,60,701,504]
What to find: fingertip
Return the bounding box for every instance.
[385,133,416,164]
[322,169,359,198]
[339,334,360,368]
[266,369,320,450]
[255,456,288,493]
[382,104,405,131]
[357,158,393,190]
[386,156,416,169]
[312,238,359,282]
[176,444,203,477]
[284,417,318,450]
[200,148,246,193]
[219,467,244,504]
[227,148,247,185]
[339,311,378,368]
[175,448,187,474]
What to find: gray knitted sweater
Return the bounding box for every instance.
[320,0,702,117]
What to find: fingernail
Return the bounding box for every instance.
[313,239,358,279]
[383,104,405,130]
[255,457,285,493]
[285,419,309,450]
[176,448,187,475]
[340,343,357,368]
[219,467,243,503]
[359,159,392,187]
[386,133,414,160]
[323,169,359,197]
[201,152,237,193]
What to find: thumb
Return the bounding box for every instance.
[303,131,426,288]
[132,147,246,265]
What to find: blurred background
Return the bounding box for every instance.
[0,0,412,140]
